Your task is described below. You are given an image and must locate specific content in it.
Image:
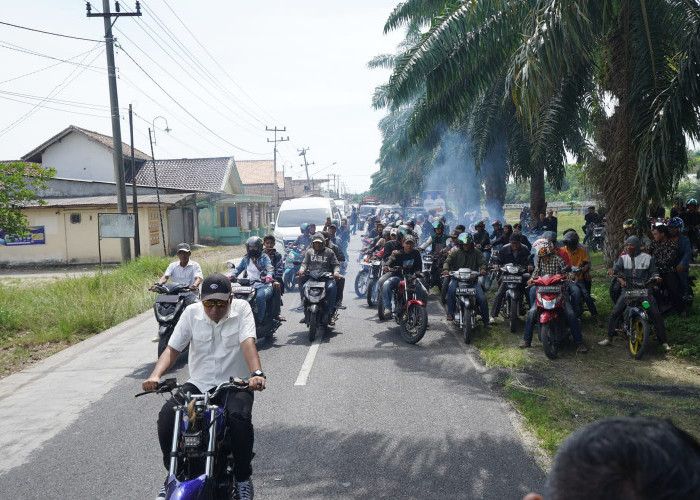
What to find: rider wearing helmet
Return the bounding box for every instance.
[490,220,504,245]
[293,222,312,249]
[490,232,534,322]
[521,239,586,352]
[473,220,492,261]
[420,220,448,251]
[582,206,601,245]
[231,236,274,323]
[442,232,490,326]
[380,234,425,319]
[668,216,692,298]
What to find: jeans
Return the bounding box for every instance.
[255,284,272,322]
[607,292,666,343]
[382,276,424,311]
[569,279,598,317]
[446,279,489,324]
[524,289,581,344]
[491,281,529,317]
[158,383,254,482]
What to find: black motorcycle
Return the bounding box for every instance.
[498,264,530,333]
[229,276,281,341]
[151,283,195,358]
[366,257,383,307]
[301,270,338,342]
[589,222,606,252]
[449,268,482,344]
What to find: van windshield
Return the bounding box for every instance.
[277,208,330,227]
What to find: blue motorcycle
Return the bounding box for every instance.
[283,244,304,292]
[136,377,251,500]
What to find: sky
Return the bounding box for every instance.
[0,0,404,193]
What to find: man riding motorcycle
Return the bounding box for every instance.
[562,231,601,325]
[490,220,504,246]
[143,273,266,500]
[231,237,274,324]
[473,220,492,261]
[322,230,347,312]
[420,220,450,289]
[150,242,203,306]
[380,234,425,319]
[490,233,533,322]
[599,236,669,351]
[443,232,490,326]
[263,234,285,322]
[293,222,312,250]
[582,206,601,245]
[520,239,586,352]
[297,233,340,318]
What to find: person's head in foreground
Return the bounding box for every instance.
[523,417,700,500]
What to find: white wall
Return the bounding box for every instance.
[42,133,115,182]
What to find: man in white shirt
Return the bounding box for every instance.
[143,273,266,500]
[150,243,203,306]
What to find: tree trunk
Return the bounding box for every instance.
[530,164,546,219]
[483,137,508,221]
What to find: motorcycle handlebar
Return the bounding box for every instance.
[135,377,250,398]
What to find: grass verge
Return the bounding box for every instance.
[0,245,243,377]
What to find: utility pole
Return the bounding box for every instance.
[87,1,141,262]
[128,104,140,257]
[298,147,311,181]
[265,126,288,207]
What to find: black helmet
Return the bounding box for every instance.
[397,224,411,241]
[562,231,579,245]
[246,236,263,258]
[406,218,416,229]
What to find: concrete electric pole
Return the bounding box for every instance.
[265,126,289,208]
[87,1,142,262]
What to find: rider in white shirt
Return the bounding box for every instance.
[151,243,203,306]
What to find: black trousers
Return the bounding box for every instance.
[157,383,254,482]
[661,272,685,314]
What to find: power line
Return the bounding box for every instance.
[0,89,110,111]
[0,47,99,85]
[0,94,110,118]
[117,43,267,155]
[0,20,104,42]
[160,0,280,125]
[0,40,106,72]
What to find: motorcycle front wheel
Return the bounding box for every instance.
[400,303,427,344]
[510,297,519,333]
[541,322,558,359]
[628,312,650,360]
[355,269,369,297]
[308,311,318,342]
[367,278,379,307]
[462,307,473,344]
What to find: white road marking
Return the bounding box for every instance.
[294,330,324,386]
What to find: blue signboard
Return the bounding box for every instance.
[0,226,46,246]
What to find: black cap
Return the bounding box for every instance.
[176,243,191,253]
[201,273,231,301]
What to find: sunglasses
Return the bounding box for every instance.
[202,299,229,308]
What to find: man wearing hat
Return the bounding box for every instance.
[296,232,340,316]
[143,273,266,500]
[150,243,203,307]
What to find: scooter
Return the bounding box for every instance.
[283,244,303,292]
[151,282,195,358]
[532,273,569,359]
[301,270,338,342]
[449,268,482,344]
[228,274,280,341]
[136,377,251,500]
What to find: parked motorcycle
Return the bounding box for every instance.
[377,267,428,344]
[301,270,338,342]
[151,282,194,358]
[532,273,569,359]
[228,275,280,341]
[449,268,482,344]
[499,264,530,333]
[283,244,303,292]
[589,222,606,252]
[135,377,250,500]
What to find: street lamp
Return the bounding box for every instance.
[149,116,170,256]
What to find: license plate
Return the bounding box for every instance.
[457,287,476,295]
[232,286,252,293]
[307,281,325,288]
[537,286,561,293]
[502,275,522,283]
[625,289,648,298]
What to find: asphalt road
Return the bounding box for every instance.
[0,237,545,499]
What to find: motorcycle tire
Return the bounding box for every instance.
[510,297,519,333]
[367,278,379,307]
[157,334,169,359]
[355,270,369,298]
[483,271,495,292]
[462,308,473,344]
[308,311,318,343]
[377,295,387,321]
[628,312,650,360]
[400,303,427,344]
[541,322,558,359]
[284,272,296,292]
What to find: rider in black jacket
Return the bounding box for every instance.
[490,234,534,321]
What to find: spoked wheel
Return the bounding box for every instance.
[628,313,650,360]
[462,307,473,344]
[308,311,318,342]
[400,303,428,344]
[509,297,519,333]
[367,278,379,307]
[541,322,558,359]
[483,270,497,292]
[354,270,369,297]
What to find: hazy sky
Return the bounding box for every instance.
[0,1,404,192]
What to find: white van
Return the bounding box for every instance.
[273,197,341,253]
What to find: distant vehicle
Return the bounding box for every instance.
[273,197,341,253]
[334,199,350,219]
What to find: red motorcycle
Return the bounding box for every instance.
[378,266,428,344]
[532,273,568,359]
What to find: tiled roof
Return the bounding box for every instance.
[22,125,151,163]
[130,157,233,193]
[235,160,283,188]
[24,193,193,208]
